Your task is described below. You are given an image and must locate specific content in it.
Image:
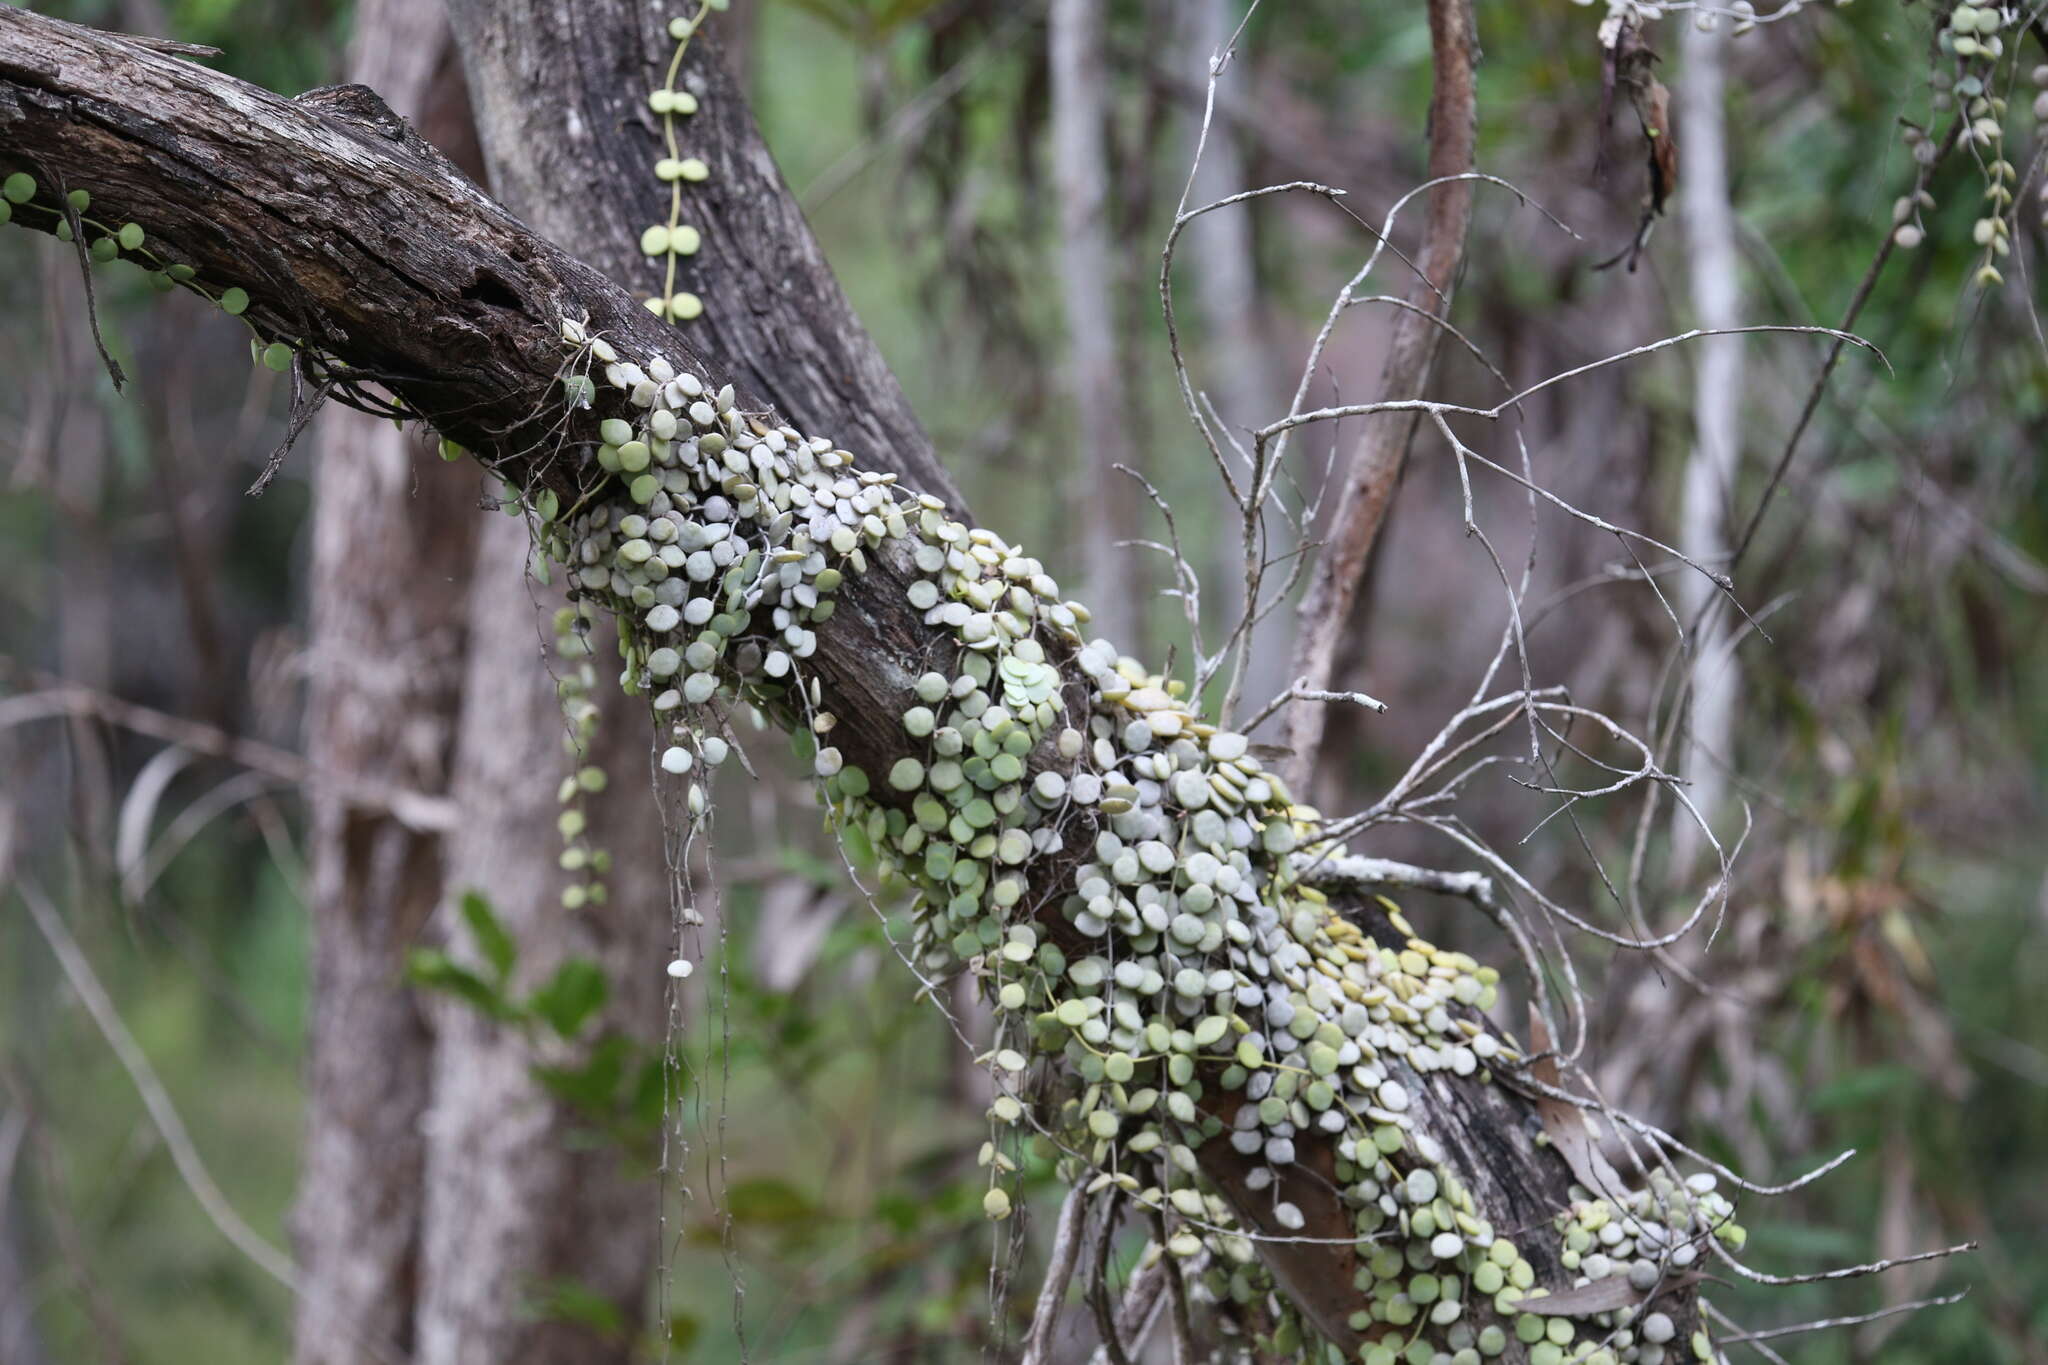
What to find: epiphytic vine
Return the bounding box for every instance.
[641,0,727,324]
[519,314,1746,1364]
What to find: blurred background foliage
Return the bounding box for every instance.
[1,0,2044,1361]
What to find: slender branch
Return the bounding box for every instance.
[16,879,299,1291]
[1713,1291,1968,1345]
[1728,117,1960,572]
[1279,0,1478,789]
[1242,677,1387,735]
[0,666,455,831]
[1085,1197,1134,1365]
[1304,852,1497,910]
[1151,1211,1195,1365]
[1020,1185,1090,1365]
[1086,1259,1169,1365]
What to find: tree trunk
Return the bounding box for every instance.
[443,0,958,501]
[1281,0,1478,794]
[0,1106,52,1365]
[1675,13,1743,869]
[1051,0,1143,652]
[293,5,478,1361]
[417,3,977,1354]
[415,526,666,1365]
[298,3,671,1359]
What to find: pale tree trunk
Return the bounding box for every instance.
[292,4,478,1361]
[1167,0,1289,728]
[0,1104,51,1365]
[1675,14,1742,867]
[1051,0,1142,653]
[415,538,666,1365]
[295,5,669,1361]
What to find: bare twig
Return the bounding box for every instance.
[1728,117,1959,571]
[1084,1196,1134,1365]
[1707,1233,1976,1288]
[15,878,299,1290]
[48,162,128,393]
[1242,677,1387,735]
[0,668,455,830]
[1713,1291,1968,1345]
[1152,1212,1195,1365]
[1304,852,1497,910]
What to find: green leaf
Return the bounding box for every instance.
[405,948,510,1019]
[874,1192,921,1234]
[533,1035,630,1114]
[775,843,846,889]
[1808,1062,1916,1113]
[726,1176,815,1225]
[840,819,875,870]
[666,1312,701,1353]
[460,890,517,982]
[528,957,608,1038]
[526,1278,627,1337]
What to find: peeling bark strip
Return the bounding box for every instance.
[1282,0,1479,792]
[0,9,1704,1359]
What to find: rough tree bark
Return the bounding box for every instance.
[380,1,979,1354]
[0,9,1695,1357]
[300,0,956,1350]
[439,16,1005,1310]
[415,561,668,1365]
[393,43,669,1365]
[296,4,667,1361]
[293,7,478,1363]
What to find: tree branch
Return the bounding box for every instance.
[1280,0,1479,790]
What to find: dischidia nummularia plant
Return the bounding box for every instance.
[641,0,728,323]
[514,310,1753,1364]
[0,171,288,344]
